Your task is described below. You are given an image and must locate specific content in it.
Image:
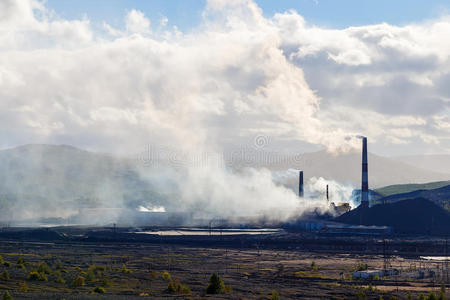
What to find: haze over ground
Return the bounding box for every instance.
[0,0,449,223]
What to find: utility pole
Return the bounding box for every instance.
[446,236,449,284]
[383,237,390,275]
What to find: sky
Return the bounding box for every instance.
[0,0,450,157]
[46,0,450,30]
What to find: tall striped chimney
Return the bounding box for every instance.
[361,137,369,208]
[299,171,304,198]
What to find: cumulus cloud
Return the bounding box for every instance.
[125,9,151,34]
[1,0,448,155]
[273,11,450,152]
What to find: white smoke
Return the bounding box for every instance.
[138,205,166,213]
[307,177,357,208]
[0,0,385,224]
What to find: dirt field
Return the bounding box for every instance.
[0,240,448,299]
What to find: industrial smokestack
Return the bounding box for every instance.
[326,184,329,202]
[361,137,369,208]
[299,171,304,198]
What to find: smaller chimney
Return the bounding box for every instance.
[299,171,304,198]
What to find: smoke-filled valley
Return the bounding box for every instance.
[0,143,447,226]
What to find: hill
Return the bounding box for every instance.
[336,198,450,234]
[375,181,450,197]
[376,184,450,211]
[0,144,169,222]
[0,144,448,224]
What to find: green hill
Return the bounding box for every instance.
[375,181,450,197]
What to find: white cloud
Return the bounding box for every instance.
[125,9,151,34]
[0,0,449,156]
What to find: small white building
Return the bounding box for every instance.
[352,270,384,279]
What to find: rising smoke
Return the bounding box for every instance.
[0,0,367,226]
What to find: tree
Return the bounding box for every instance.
[429,291,438,300]
[37,262,51,274]
[0,270,10,281]
[93,286,106,294]
[2,291,12,300]
[20,282,29,292]
[71,276,85,287]
[271,290,280,300]
[206,273,225,294]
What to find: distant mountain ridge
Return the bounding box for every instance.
[0,144,168,221]
[375,181,450,197]
[336,198,450,234]
[393,154,450,175]
[0,144,448,222]
[375,184,450,212]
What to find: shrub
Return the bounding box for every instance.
[86,270,95,282]
[20,282,29,292]
[89,265,105,272]
[356,290,366,300]
[356,263,368,271]
[16,264,26,271]
[0,270,10,281]
[28,271,47,281]
[166,279,191,295]
[56,277,66,284]
[271,290,280,300]
[120,264,132,274]
[418,294,426,300]
[311,261,318,271]
[93,286,106,294]
[162,271,171,280]
[429,291,438,300]
[71,276,85,287]
[2,291,12,300]
[225,285,233,294]
[0,255,4,264]
[180,284,192,295]
[16,258,26,265]
[3,261,11,267]
[206,273,225,294]
[440,285,447,300]
[167,280,177,293]
[100,278,113,287]
[37,262,51,274]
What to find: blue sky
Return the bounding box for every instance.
[47,0,450,31]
